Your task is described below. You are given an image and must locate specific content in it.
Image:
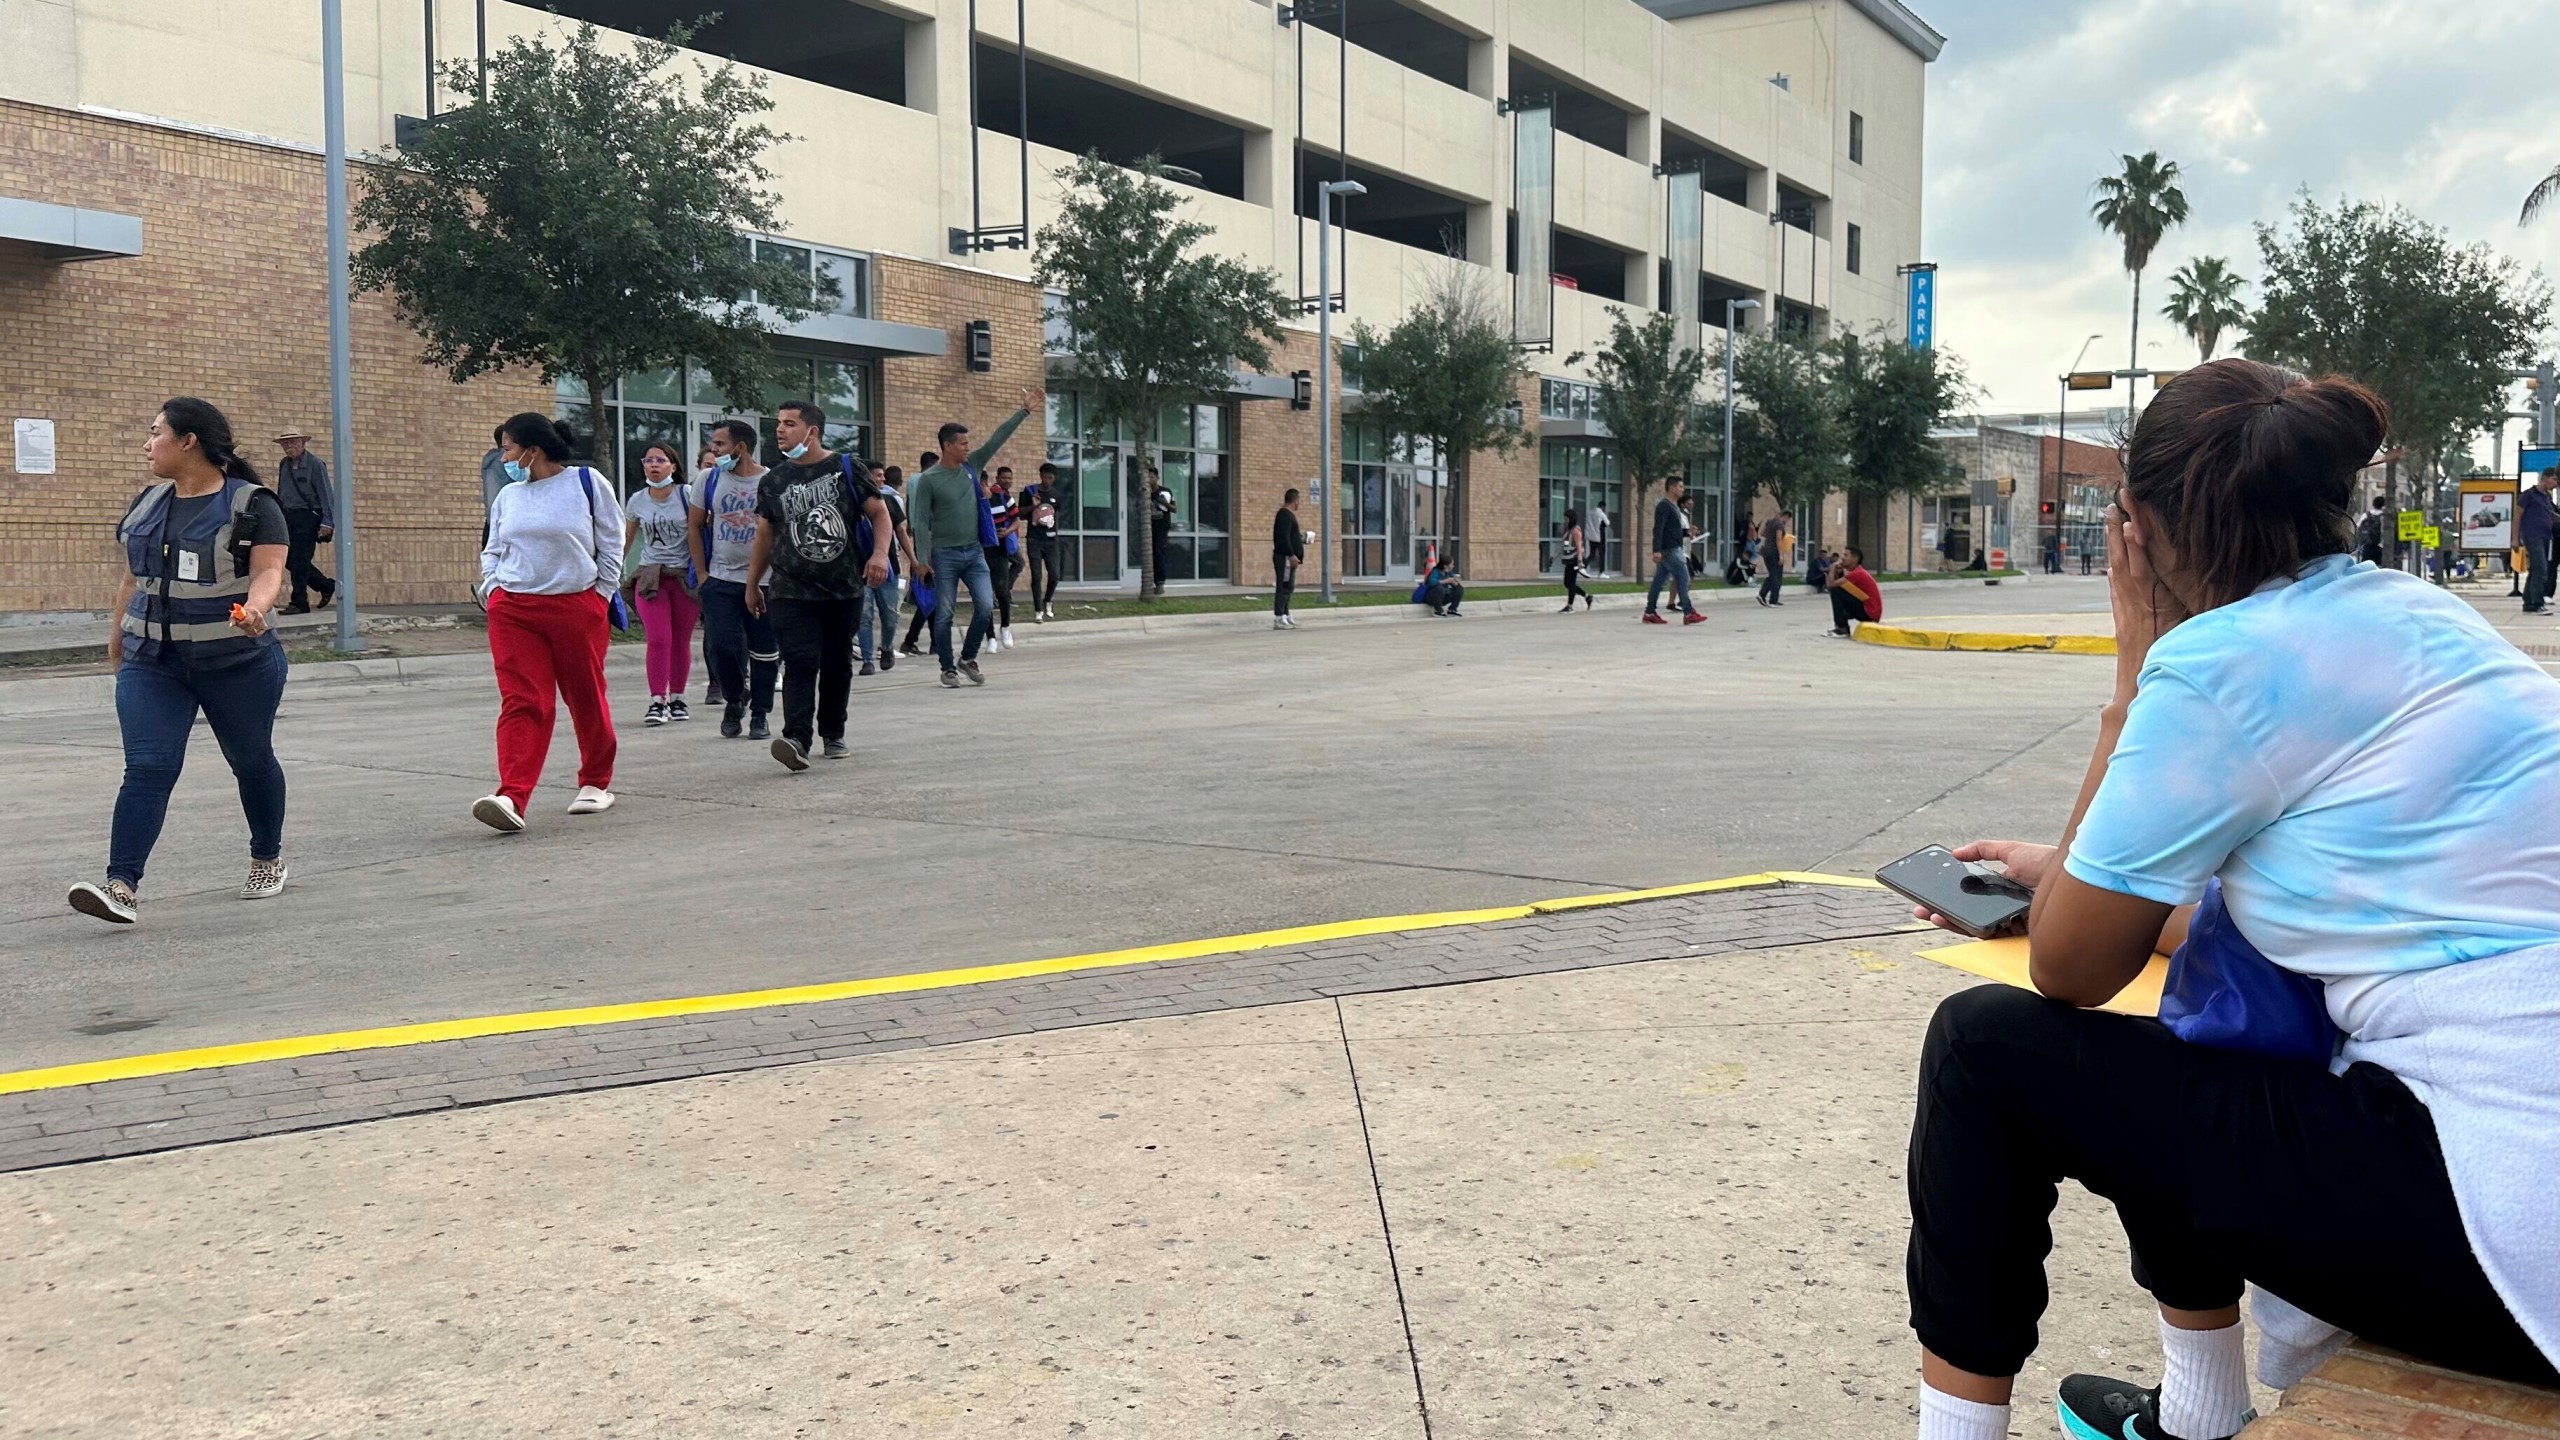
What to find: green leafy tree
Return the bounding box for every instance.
[1722,330,1847,523]
[2243,193,2551,504]
[1583,306,1711,547]
[353,20,823,449]
[2161,256,2250,362]
[1340,263,1533,569]
[1037,153,1291,595]
[1832,328,1970,537]
[2089,151,2192,378]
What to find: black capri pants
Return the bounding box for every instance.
[1907,985,2551,1386]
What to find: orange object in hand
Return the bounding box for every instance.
[231,603,249,624]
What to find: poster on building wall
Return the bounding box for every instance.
[11,419,56,475]
[2457,479,2513,551]
[1513,100,1556,348]
[1665,168,1703,357]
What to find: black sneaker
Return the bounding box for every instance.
[878,650,895,672]
[667,698,690,723]
[747,714,770,741]
[720,704,743,739]
[958,659,984,686]
[771,735,810,772]
[2056,1374,2246,1440]
[822,738,850,760]
[899,641,924,657]
[858,661,876,677]
[705,680,725,705]
[939,669,962,689]
[643,700,668,727]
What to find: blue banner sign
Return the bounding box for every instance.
[1907,266,1936,349]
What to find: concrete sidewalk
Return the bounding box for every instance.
[0,930,2211,1439]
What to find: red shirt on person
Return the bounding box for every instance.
[1835,564,1883,621]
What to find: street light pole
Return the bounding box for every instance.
[322,0,362,652]
[1316,178,1365,604]
[2051,334,2101,575]
[1720,297,1760,572]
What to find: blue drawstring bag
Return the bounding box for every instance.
[2160,878,2340,1065]
[911,576,938,617]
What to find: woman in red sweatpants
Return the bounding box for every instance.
[472,412,623,833]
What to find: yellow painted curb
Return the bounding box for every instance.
[1852,624,2116,655]
[0,870,1879,1098]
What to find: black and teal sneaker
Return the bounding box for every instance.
[2056,1375,2249,1440]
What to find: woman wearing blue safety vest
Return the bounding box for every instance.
[69,398,292,924]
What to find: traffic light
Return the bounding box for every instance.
[2040,500,2056,516]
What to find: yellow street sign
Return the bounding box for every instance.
[2396,510,2424,541]
[2420,526,2441,549]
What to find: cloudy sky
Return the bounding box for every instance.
[1922,0,2560,458]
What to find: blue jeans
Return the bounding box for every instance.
[928,545,994,670]
[110,643,289,886]
[1647,552,1695,615]
[855,575,901,663]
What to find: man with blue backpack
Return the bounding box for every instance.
[743,399,893,771]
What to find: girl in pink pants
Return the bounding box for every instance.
[624,443,702,726]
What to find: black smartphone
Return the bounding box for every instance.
[1876,845,2035,939]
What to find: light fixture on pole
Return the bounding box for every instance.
[1720,296,1760,571]
[1316,178,1366,605]
[322,0,362,653]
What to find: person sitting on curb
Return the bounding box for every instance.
[1896,358,2557,1440]
[1412,554,1465,616]
[1822,545,1882,637]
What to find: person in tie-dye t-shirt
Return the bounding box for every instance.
[1895,359,2557,1440]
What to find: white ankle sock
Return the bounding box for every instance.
[2158,1318,2251,1440]
[1917,1382,2009,1440]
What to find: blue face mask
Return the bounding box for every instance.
[782,441,809,461]
[712,453,738,472]
[502,459,530,484]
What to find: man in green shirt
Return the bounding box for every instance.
[907,391,1037,688]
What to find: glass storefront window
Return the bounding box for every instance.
[559,354,873,495]
[1540,440,1625,574]
[1341,420,1452,579]
[1042,387,1234,585]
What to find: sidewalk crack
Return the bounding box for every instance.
[1334,996,1436,1440]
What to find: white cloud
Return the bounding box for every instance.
[1922,0,2560,460]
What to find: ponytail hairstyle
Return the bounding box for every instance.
[499,411,579,464]
[2124,358,2386,612]
[159,397,259,483]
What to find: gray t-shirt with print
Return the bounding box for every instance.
[628,484,692,567]
[690,469,764,584]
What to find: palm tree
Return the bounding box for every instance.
[2089,152,2192,378]
[2161,256,2249,362]
[2525,164,2560,225]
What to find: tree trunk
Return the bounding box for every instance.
[580,366,611,465]
[2128,268,2142,382]
[1133,429,1158,598]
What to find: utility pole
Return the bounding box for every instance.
[322,0,362,652]
[1315,179,1365,604]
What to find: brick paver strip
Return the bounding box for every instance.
[0,884,1913,1172]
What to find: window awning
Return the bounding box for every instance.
[0,197,143,262]
[756,306,947,360]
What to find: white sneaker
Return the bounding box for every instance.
[1283,616,1297,629]
[566,786,615,815]
[472,794,527,833]
[1274,618,1288,630]
[999,626,1016,649]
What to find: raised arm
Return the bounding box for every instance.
[966,391,1040,471]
